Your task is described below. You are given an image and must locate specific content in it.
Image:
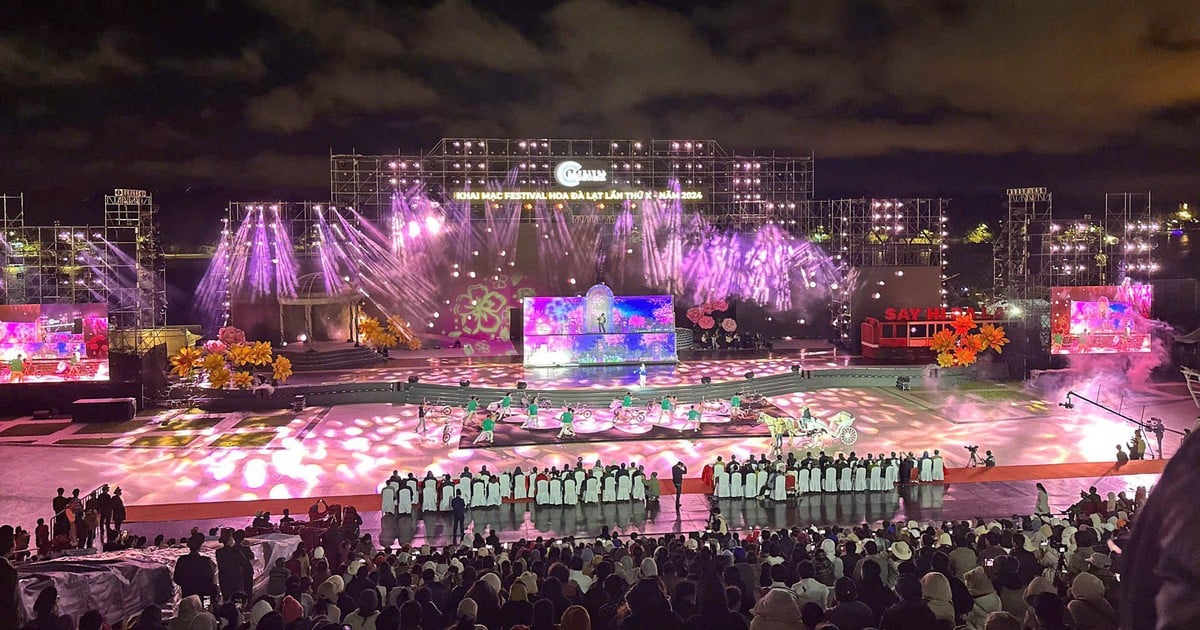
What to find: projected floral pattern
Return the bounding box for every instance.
[453,284,509,337]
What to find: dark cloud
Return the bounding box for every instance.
[159,48,267,81]
[0,31,144,86]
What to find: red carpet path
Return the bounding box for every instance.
[125,459,1166,523]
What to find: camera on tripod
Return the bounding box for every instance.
[964,445,978,452]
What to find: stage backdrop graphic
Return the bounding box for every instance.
[0,303,110,382]
[1049,283,1153,355]
[522,284,677,366]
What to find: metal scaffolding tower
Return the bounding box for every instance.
[1104,192,1155,280]
[994,187,1053,300]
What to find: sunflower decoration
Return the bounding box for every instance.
[170,346,203,377]
[227,344,254,366]
[953,346,978,366]
[951,313,976,337]
[231,370,255,389]
[201,353,227,372]
[248,341,274,366]
[977,323,1009,353]
[936,351,956,368]
[272,355,294,382]
[208,366,232,389]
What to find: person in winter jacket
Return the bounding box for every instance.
[750,587,803,630]
[1021,576,1056,630]
[790,560,830,610]
[920,571,957,626]
[879,575,938,630]
[963,567,1003,630]
[1066,572,1118,630]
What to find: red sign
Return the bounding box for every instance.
[883,306,1005,322]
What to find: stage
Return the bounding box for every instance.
[0,348,1193,543]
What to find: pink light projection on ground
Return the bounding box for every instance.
[0,379,1191,537]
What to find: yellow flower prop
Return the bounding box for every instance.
[936,352,956,368]
[978,323,1009,353]
[953,347,977,366]
[272,355,293,382]
[208,366,231,389]
[201,353,227,371]
[170,346,203,377]
[227,344,254,366]
[231,370,254,389]
[247,341,272,365]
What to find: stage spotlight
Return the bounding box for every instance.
[895,376,911,391]
[459,380,470,388]
[791,364,801,374]
[290,395,306,413]
[517,381,528,390]
[744,371,755,380]
[408,375,420,384]
[700,376,712,385]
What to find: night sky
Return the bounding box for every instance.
[2,1,1198,248]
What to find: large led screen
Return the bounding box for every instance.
[1050,284,1152,355]
[0,303,110,383]
[522,285,677,366]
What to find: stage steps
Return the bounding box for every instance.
[276,345,387,371]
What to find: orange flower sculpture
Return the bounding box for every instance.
[932,313,1009,367]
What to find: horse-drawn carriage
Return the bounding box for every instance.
[763,410,859,447]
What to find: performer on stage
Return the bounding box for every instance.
[681,405,701,433]
[498,392,513,420]
[658,395,674,423]
[474,412,496,444]
[730,392,742,417]
[597,313,606,334]
[557,407,575,439]
[638,362,647,389]
[9,354,26,383]
[416,401,427,433]
[523,398,539,429]
[464,395,479,418]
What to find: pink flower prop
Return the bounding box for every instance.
[721,317,737,332]
[686,307,703,323]
[710,299,729,312]
[217,326,246,346]
[203,340,227,355]
[699,316,715,330]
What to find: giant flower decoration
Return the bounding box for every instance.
[170,347,202,377]
[272,356,293,382]
[699,316,715,330]
[208,366,231,389]
[978,324,1009,353]
[721,317,737,332]
[930,330,957,354]
[168,328,291,396]
[231,370,254,389]
[951,314,975,337]
[930,312,1010,367]
[453,283,508,336]
[217,326,247,347]
[686,307,704,324]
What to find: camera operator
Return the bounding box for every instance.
[708,507,728,534]
[983,450,996,467]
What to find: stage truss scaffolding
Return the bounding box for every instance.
[1104,192,1155,280]
[0,189,166,355]
[827,197,948,343]
[994,187,1053,301]
[331,138,815,226]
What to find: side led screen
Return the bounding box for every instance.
[1050,284,1152,355]
[522,287,677,366]
[0,303,110,383]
